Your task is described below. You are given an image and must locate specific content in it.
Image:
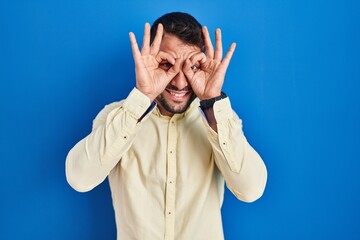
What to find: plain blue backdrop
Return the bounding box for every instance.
[1,0,359,239]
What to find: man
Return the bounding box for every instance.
[66,12,267,240]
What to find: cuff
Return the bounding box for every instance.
[122,88,153,119]
[213,97,233,122]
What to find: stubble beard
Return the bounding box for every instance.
[156,92,196,115]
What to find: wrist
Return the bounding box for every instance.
[200,92,227,110]
[135,87,157,102]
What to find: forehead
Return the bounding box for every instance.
[159,33,201,57]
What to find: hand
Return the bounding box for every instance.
[183,27,236,100]
[129,23,182,101]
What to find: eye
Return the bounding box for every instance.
[159,62,173,71]
[191,65,200,72]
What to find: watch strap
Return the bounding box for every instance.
[200,92,227,110]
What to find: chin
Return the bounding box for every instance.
[156,93,196,115]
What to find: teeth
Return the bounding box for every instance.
[169,91,186,97]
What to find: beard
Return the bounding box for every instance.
[155,88,196,115]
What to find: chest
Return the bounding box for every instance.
[119,114,213,186]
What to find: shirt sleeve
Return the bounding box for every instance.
[200,97,268,203]
[65,88,154,192]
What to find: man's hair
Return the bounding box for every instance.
[150,12,204,50]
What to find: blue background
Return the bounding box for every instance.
[1,0,359,239]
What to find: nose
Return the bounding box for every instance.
[170,70,189,90]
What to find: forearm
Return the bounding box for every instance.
[65,129,119,192]
[211,132,267,202]
[65,88,153,192]
[203,98,267,202]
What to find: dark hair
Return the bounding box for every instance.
[150,12,204,50]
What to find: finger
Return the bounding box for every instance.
[150,23,163,56]
[141,23,151,55]
[184,58,203,96]
[189,52,207,67]
[219,42,236,73]
[214,28,223,61]
[182,58,195,79]
[166,57,182,79]
[129,32,142,63]
[202,26,214,59]
[155,51,176,65]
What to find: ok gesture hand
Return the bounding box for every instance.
[183,27,236,100]
[129,23,181,101]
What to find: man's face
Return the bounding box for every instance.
[155,33,201,117]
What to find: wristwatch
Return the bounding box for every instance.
[200,92,227,110]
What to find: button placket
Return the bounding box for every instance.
[164,117,177,239]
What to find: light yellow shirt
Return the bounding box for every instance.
[66,88,267,240]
